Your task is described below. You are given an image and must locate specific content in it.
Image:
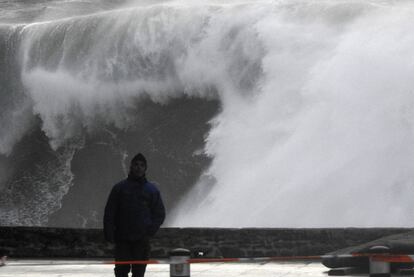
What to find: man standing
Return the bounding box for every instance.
[104,153,165,277]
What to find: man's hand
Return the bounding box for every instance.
[0,256,7,266]
[104,230,115,243]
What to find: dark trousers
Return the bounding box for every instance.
[114,239,150,277]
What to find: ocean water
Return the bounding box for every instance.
[1,0,414,227]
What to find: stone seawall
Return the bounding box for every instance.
[0,227,411,258]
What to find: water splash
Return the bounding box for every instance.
[0,138,83,226]
[169,0,414,227]
[1,0,414,227]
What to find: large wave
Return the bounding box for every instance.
[1,0,414,227]
[169,0,414,227]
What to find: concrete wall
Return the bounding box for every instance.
[0,227,412,258]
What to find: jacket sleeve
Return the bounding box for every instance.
[103,185,119,243]
[147,189,166,236]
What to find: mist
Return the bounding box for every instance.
[1,0,414,227]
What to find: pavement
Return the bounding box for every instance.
[0,259,329,277]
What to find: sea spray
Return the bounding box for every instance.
[1,0,414,227]
[170,1,414,227]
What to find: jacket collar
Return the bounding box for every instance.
[127,173,147,185]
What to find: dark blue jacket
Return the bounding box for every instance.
[103,177,165,242]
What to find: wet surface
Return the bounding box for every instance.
[0,259,330,277]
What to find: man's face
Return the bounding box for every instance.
[130,160,146,177]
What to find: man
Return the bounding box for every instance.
[104,153,165,277]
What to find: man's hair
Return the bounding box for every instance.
[131,153,147,167]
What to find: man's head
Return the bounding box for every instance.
[130,153,147,178]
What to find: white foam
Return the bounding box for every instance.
[169,1,414,227]
[4,0,414,227]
